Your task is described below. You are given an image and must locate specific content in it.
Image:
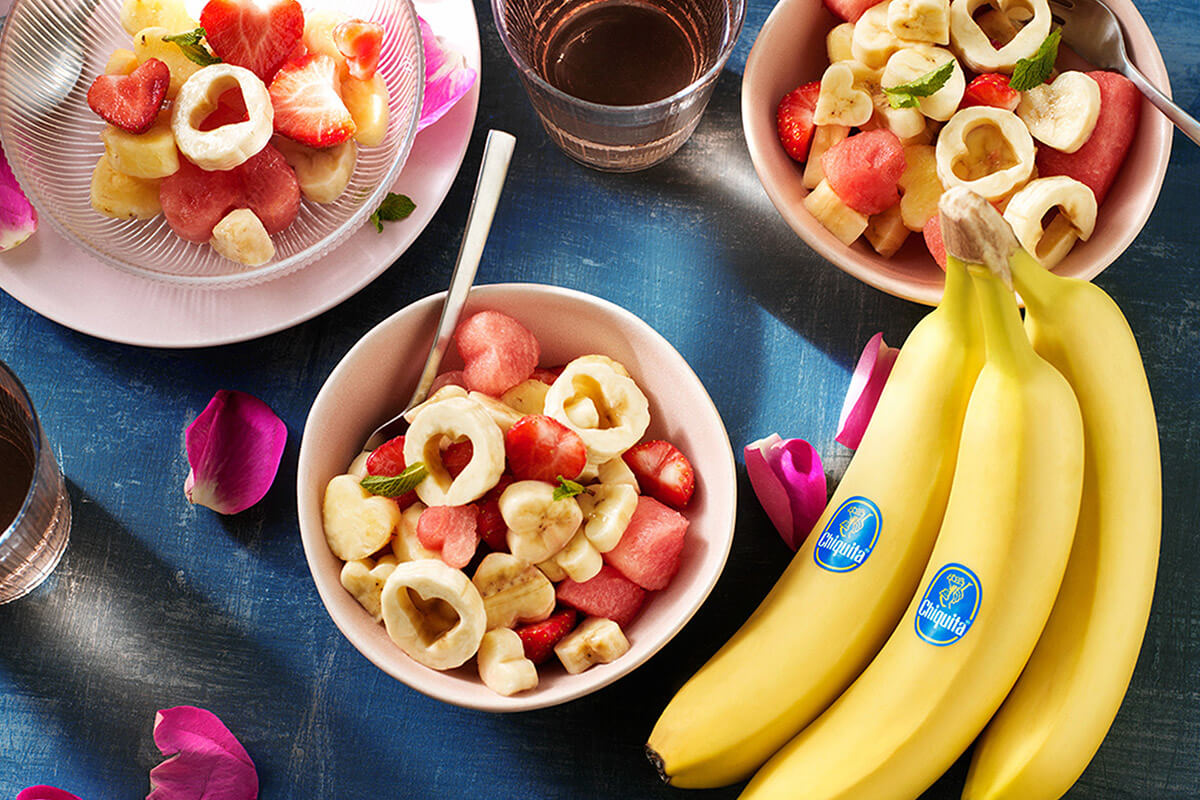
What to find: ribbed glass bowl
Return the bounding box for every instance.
[0,0,423,288]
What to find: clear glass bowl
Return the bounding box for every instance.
[0,0,424,289]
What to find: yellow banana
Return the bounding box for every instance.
[739,188,1084,800]
[962,247,1161,800]
[646,221,983,788]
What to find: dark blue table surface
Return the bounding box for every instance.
[1,0,1197,797]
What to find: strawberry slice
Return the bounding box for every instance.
[622,440,695,509]
[776,81,821,162]
[505,415,588,483]
[477,474,515,552]
[960,73,1020,112]
[334,19,384,81]
[86,58,169,134]
[365,435,420,510]
[269,54,357,147]
[515,608,578,665]
[200,0,305,84]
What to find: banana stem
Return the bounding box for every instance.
[938,188,1019,288]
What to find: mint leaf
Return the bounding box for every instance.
[370,192,416,233]
[552,476,586,502]
[361,463,427,498]
[883,60,955,109]
[162,28,221,67]
[1009,30,1061,92]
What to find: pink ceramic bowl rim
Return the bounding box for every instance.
[742,0,1174,305]
[296,283,737,711]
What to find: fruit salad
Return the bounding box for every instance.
[320,310,698,696]
[776,0,1141,270]
[86,0,391,267]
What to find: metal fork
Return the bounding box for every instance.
[1047,0,1199,146]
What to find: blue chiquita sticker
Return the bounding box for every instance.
[915,563,982,646]
[813,496,882,573]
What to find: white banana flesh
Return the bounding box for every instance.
[544,358,650,465]
[501,379,550,415]
[322,473,401,561]
[171,64,273,171]
[881,45,965,121]
[803,125,851,190]
[404,396,505,506]
[887,0,950,44]
[210,209,275,267]
[852,1,915,69]
[1017,71,1101,153]
[272,137,357,203]
[555,617,631,674]
[499,480,584,564]
[477,628,538,696]
[949,0,1052,73]
[827,22,857,62]
[814,62,874,128]
[595,457,639,492]
[391,502,441,562]
[577,482,638,552]
[936,107,1035,201]
[1002,176,1096,268]
[846,61,927,140]
[804,179,869,245]
[552,529,604,583]
[402,385,469,424]
[898,143,945,231]
[340,554,398,622]
[380,559,487,670]
[468,390,525,433]
[471,552,556,630]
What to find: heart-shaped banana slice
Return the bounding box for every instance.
[882,46,965,121]
[172,63,273,171]
[1017,71,1101,153]
[814,62,874,128]
[404,396,505,506]
[323,474,401,561]
[472,552,556,630]
[1002,176,1097,267]
[948,0,1051,73]
[500,480,584,564]
[936,107,1034,200]
[381,559,487,670]
[544,358,650,465]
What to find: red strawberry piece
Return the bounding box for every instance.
[333,19,384,81]
[430,371,468,393]
[530,368,561,385]
[453,311,541,396]
[622,439,695,509]
[923,215,947,270]
[200,0,305,83]
[823,0,879,22]
[960,73,1020,112]
[505,415,588,483]
[159,143,299,242]
[416,504,479,569]
[604,496,688,590]
[442,439,474,479]
[269,53,357,148]
[86,58,169,134]
[515,608,578,665]
[821,129,907,215]
[1036,71,1140,206]
[199,88,249,131]
[477,474,515,552]
[556,565,646,629]
[365,435,419,510]
[777,81,821,162]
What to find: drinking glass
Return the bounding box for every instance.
[492,0,745,172]
[0,360,70,603]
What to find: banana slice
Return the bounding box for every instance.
[501,379,550,416]
[468,391,524,433]
[537,558,568,582]
[340,554,398,622]
[472,552,556,630]
[576,483,638,552]
[1016,71,1101,154]
[322,473,401,561]
[935,107,1034,201]
[555,617,631,675]
[391,502,441,562]
[805,179,870,245]
[949,0,1052,73]
[864,204,911,257]
[803,125,851,190]
[500,480,584,564]
[210,209,275,267]
[347,451,371,479]
[595,457,639,491]
[478,628,538,696]
[544,358,650,465]
[827,22,857,63]
[888,0,949,44]
[898,143,945,231]
[404,396,505,506]
[881,46,964,121]
[272,137,357,203]
[381,559,487,670]
[846,61,927,140]
[172,64,273,171]
[813,62,874,128]
[564,396,602,429]
[852,1,915,69]
[1002,176,1097,268]
[402,385,469,424]
[552,529,604,583]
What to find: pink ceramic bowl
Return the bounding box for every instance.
[297,283,737,711]
[741,0,1174,305]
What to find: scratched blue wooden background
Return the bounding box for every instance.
[0,0,1197,796]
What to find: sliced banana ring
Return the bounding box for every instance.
[1016,71,1101,154]
[936,107,1034,201]
[403,396,505,506]
[852,1,913,70]
[544,358,650,465]
[1002,176,1097,268]
[381,559,487,670]
[500,480,584,564]
[171,64,273,171]
[881,46,964,121]
[949,0,1051,73]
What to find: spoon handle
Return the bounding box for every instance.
[1121,62,1200,147]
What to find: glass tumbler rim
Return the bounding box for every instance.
[0,359,45,548]
[490,0,747,116]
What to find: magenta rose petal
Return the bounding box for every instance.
[745,434,794,544]
[0,142,38,252]
[147,706,258,800]
[417,15,477,131]
[184,390,287,515]
[835,332,900,450]
[745,434,827,551]
[17,788,83,800]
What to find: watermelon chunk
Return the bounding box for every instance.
[453,311,541,397]
[821,130,907,216]
[923,215,947,270]
[416,504,479,569]
[604,496,688,590]
[1036,71,1141,206]
[824,0,881,22]
[237,144,301,235]
[556,565,646,628]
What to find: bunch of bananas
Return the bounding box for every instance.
[647,188,1160,800]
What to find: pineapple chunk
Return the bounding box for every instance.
[121,0,197,35]
[804,180,868,246]
[210,209,275,267]
[303,9,351,77]
[134,26,204,98]
[803,125,850,190]
[105,48,140,76]
[343,74,389,147]
[864,204,910,257]
[898,144,944,231]
[90,157,161,219]
[102,114,179,179]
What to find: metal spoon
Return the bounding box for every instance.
[1048,0,1200,146]
[363,129,517,452]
